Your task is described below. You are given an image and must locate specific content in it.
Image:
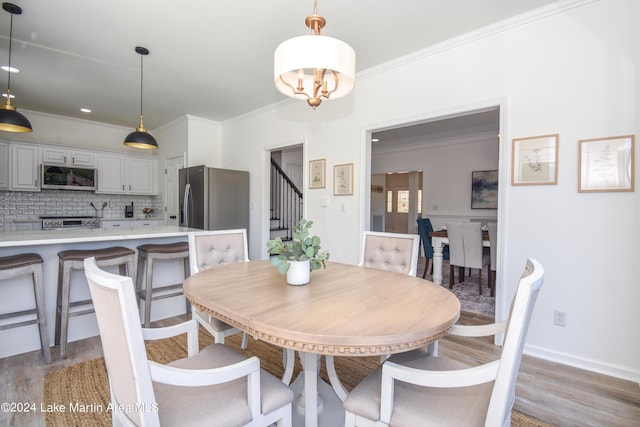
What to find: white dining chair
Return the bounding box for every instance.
[188,229,250,349]
[83,256,294,427]
[447,222,491,294]
[487,222,497,297]
[343,258,544,427]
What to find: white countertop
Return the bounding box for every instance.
[0,225,200,247]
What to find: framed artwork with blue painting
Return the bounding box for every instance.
[471,170,498,209]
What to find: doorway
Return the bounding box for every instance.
[368,106,501,318]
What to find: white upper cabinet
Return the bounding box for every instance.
[97,153,156,195]
[11,144,40,191]
[42,147,95,167]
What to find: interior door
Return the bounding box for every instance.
[385,173,409,233]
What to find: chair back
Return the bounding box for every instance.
[416,218,434,259]
[487,222,497,271]
[188,229,249,274]
[486,258,544,426]
[360,231,420,276]
[446,222,484,269]
[84,257,159,426]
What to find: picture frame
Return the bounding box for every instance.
[334,163,354,196]
[471,170,498,209]
[511,134,559,185]
[309,158,326,189]
[578,135,634,193]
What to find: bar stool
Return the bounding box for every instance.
[55,246,135,358]
[0,253,51,364]
[135,242,190,327]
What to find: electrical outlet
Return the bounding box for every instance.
[554,310,567,327]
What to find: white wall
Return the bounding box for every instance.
[221,0,639,382]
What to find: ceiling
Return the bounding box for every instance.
[0,0,560,130]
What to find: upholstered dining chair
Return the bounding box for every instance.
[359,231,420,277]
[446,222,491,294]
[487,222,498,297]
[188,229,250,349]
[343,258,544,427]
[83,257,294,427]
[416,218,449,278]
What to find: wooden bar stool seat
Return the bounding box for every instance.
[0,253,51,363]
[55,246,135,358]
[135,242,190,327]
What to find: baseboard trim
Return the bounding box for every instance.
[525,343,640,384]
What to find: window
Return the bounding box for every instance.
[386,191,393,213]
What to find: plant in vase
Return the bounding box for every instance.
[266,219,330,285]
[142,207,153,218]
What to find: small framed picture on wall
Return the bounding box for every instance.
[309,159,326,189]
[334,163,354,196]
[511,134,559,185]
[578,135,634,192]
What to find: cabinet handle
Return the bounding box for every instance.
[122,185,125,190]
[64,156,67,163]
[72,157,75,164]
[113,224,120,227]
[129,185,131,191]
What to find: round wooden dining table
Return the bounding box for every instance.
[183,260,460,427]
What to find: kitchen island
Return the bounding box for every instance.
[0,226,200,359]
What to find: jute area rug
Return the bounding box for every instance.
[43,329,551,426]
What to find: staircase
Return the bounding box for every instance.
[270,158,302,241]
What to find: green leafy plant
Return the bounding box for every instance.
[266,219,330,274]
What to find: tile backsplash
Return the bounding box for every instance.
[0,190,163,230]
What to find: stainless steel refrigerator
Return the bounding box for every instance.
[179,165,249,231]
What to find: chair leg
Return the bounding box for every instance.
[422,258,428,279]
[458,266,464,283]
[449,265,454,289]
[478,267,483,295]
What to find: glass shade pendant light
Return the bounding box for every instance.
[123,46,157,149]
[0,2,32,133]
[274,0,355,109]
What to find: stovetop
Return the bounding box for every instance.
[39,216,95,219]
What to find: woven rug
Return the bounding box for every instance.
[43,329,551,426]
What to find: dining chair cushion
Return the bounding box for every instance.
[192,232,247,271]
[154,343,294,426]
[361,232,419,276]
[344,351,493,426]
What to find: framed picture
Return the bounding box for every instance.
[578,135,634,192]
[309,158,326,189]
[471,170,498,209]
[334,163,354,196]
[511,134,559,185]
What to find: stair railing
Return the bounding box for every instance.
[270,158,303,241]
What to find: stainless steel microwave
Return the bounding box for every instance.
[41,164,96,190]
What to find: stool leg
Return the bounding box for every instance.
[58,263,73,359]
[183,257,191,315]
[54,258,64,347]
[144,255,154,327]
[135,252,145,307]
[32,266,51,364]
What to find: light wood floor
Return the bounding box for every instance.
[1,311,638,427]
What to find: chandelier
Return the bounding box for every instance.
[274,0,355,109]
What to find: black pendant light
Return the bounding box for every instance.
[123,46,157,149]
[0,2,32,133]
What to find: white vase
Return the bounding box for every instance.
[287,260,310,286]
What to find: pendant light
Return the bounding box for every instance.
[0,2,32,133]
[123,46,157,149]
[274,0,355,109]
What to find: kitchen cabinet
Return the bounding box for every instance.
[10,144,40,191]
[42,147,95,167]
[96,154,156,195]
[0,142,9,189]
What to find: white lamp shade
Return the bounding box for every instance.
[274,35,356,101]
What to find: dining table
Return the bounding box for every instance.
[429,229,491,285]
[182,260,460,427]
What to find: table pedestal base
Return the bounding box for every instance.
[289,375,345,427]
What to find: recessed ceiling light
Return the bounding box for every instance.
[2,92,15,99]
[371,138,380,142]
[80,108,91,113]
[1,65,19,73]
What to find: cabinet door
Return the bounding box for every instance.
[137,219,162,227]
[11,144,40,191]
[42,147,68,165]
[100,220,129,229]
[70,150,95,166]
[127,157,156,194]
[97,154,126,193]
[0,142,9,189]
